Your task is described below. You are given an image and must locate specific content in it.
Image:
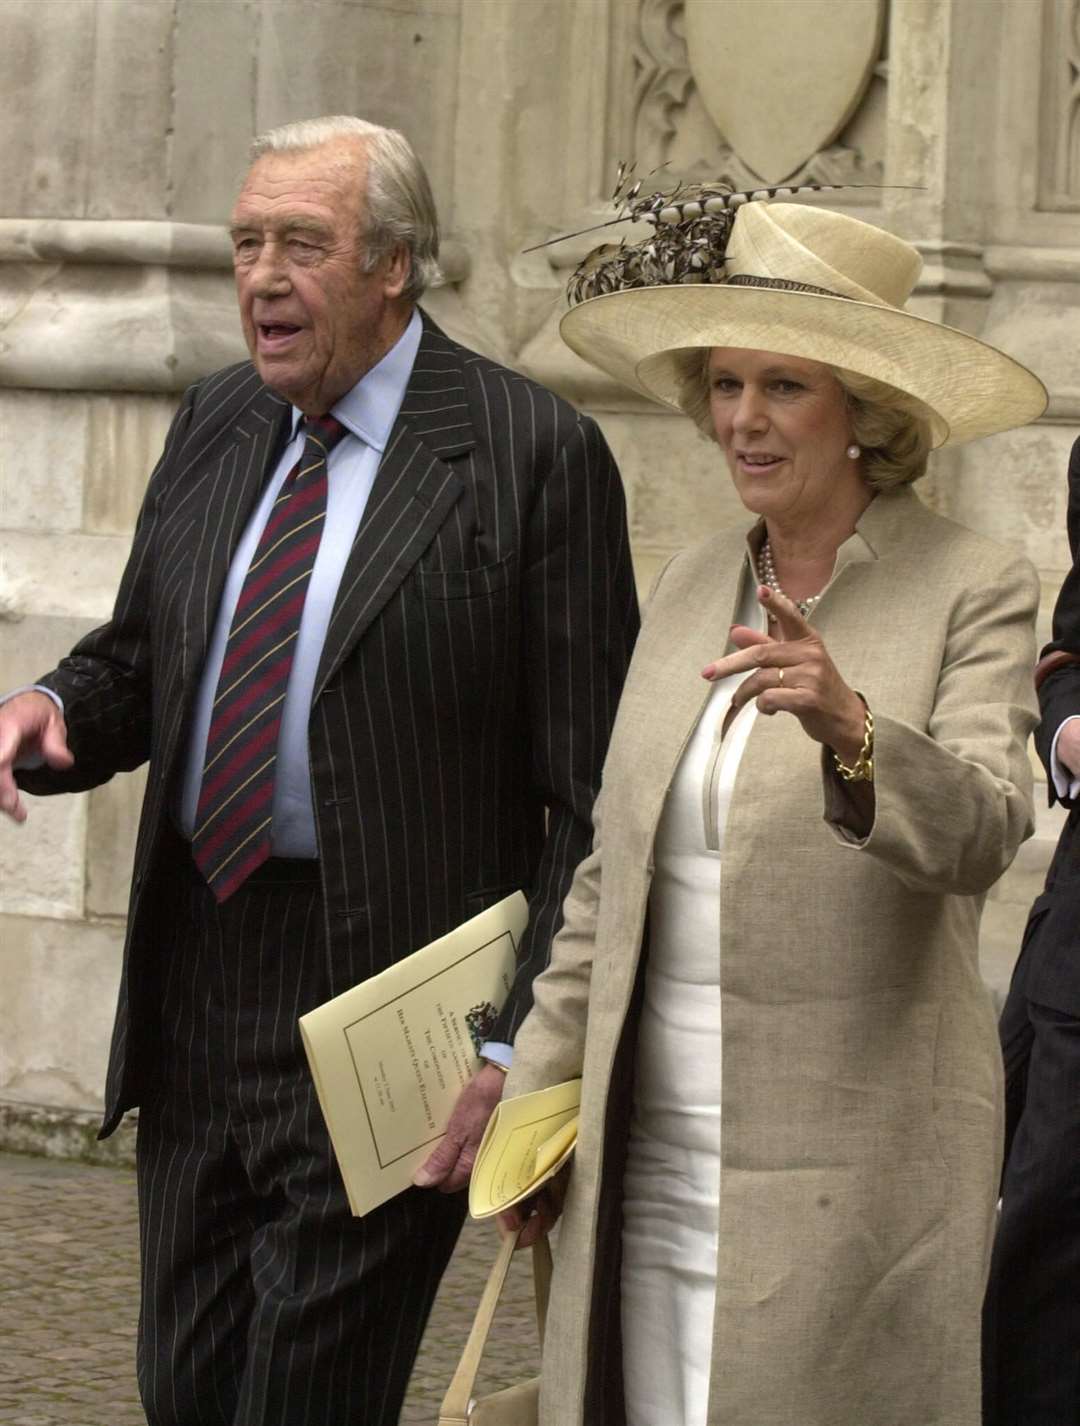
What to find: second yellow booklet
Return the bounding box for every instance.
[469,1079,581,1218]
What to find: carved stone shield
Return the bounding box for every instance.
[684,0,884,182]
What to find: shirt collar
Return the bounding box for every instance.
[287,307,422,453]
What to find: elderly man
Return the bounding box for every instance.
[0,116,638,1426]
[982,436,1080,1426]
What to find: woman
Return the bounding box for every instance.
[498,197,1048,1426]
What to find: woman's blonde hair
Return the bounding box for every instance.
[674,348,932,490]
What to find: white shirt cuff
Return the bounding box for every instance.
[480,1041,513,1069]
[1050,716,1080,800]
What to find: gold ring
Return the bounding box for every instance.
[777,667,785,685]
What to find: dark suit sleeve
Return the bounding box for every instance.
[1034,437,1080,809]
[17,387,198,796]
[493,412,639,1042]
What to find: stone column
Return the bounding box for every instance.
[0,0,217,1157]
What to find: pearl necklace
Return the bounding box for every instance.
[758,538,823,617]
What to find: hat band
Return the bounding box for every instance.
[725,274,852,300]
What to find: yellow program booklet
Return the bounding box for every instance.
[299,892,527,1217]
[469,1079,581,1219]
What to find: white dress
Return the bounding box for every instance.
[621,578,761,1426]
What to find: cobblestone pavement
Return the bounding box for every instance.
[0,1152,540,1426]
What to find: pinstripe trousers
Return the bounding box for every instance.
[136,848,466,1426]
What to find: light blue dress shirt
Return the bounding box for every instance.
[176,309,423,856]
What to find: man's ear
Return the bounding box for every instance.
[382,244,410,300]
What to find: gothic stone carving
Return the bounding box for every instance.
[628,0,886,191]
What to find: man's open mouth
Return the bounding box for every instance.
[259,323,301,341]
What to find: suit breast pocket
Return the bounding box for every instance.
[417,553,517,601]
[409,555,519,706]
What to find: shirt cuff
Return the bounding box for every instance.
[1049,716,1080,800]
[480,1041,513,1069]
[0,684,65,770]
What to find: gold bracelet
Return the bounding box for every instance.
[482,1057,510,1074]
[832,697,874,783]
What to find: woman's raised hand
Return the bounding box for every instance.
[702,586,866,764]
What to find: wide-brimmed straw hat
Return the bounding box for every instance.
[560,200,1047,447]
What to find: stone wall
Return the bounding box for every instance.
[1,0,1077,1156]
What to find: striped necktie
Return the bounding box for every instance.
[192,413,348,901]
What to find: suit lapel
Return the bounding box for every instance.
[313,316,474,697]
[180,375,291,675]
[140,368,289,785]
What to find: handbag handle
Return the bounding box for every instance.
[438,1227,553,1425]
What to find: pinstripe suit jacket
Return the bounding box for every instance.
[1025,435,1080,1011]
[20,313,639,1135]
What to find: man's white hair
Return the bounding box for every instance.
[250,116,441,302]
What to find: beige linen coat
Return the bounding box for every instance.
[504,487,1039,1426]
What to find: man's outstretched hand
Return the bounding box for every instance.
[412,1061,506,1193]
[0,692,73,822]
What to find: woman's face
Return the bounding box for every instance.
[707,347,862,527]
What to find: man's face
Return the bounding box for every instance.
[230,138,410,415]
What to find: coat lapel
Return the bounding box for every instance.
[617,533,751,853]
[589,532,749,1026]
[313,316,473,697]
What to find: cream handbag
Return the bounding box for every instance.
[438,1228,553,1426]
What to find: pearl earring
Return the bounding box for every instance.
[846,443,861,460]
